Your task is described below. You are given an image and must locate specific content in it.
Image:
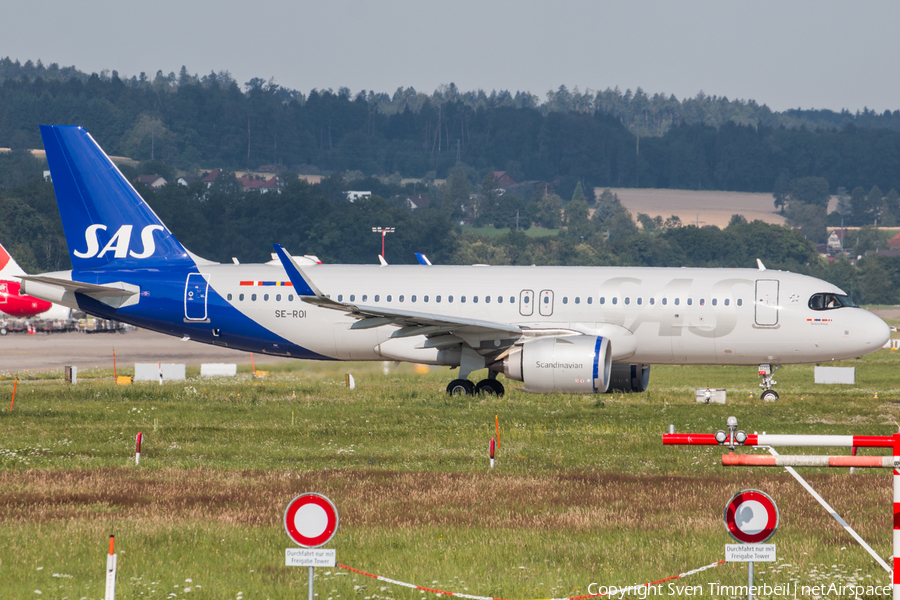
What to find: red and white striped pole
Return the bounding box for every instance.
[489,438,496,469]
[893,432,899,600]
[135,432,143,465]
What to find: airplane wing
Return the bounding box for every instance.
[273,245,522,347]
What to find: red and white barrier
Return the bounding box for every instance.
[489,438,496,469]
[664,433,894,448]
[135,432,143,465]
[723,454,894,468]
[338,560,724,600]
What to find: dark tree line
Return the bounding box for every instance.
[3,60,900,197]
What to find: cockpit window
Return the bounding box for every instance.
[809,293,857,310]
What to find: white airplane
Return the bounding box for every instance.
[23,126,891,398]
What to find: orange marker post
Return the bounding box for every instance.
[9,378,18,413]
[251,352,256,376]
[105,535,117,600]
[495,415,499,448]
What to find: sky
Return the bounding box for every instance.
[3,0,899,113]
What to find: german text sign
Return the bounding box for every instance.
[286,548,336,567]
[726,544,776,562]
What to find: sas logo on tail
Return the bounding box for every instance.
[75,224,165,259]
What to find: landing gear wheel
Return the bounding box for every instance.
[446,379,475,396]
[475,379,505,397]
[760,389,779,401]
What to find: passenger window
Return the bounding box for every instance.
[497,296,502,303]
[338,294,343,302]
[411,295,416,302]
[227,293,233,301]
[674,298,680,306]
[563,297,568,304]
[449,296,454,303]
[436,296,441,303]
[650,297,655,305]
[399,295,404,302]
[473,296,478,303]
[509,296,515,303]
[275,294,281,301]
[264,294,269,301]
[612,297,618,305]
[524,296,530,304]
[575,297,580,304]
[543,296,549,304]
[251,294,257,301]
[724,298,730,306]
[375,295,380,302]
[662,298,667,305]
[350,294,355,302]
[461,296,466,303]
[700,298,705,306]
[587,297,593,304]
[737,299,743,306]
[485,296,490,303]
[387,295,392,302]
[637,297,642,305]
[288,295,294,301]
[600,297,605,304]
[686,298,692,306]
[362,295,367,302]
[624,297,630,305]
[424,295,429,302]
[239,293,244,301]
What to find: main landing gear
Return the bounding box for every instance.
[758,363,779,401]
[446,372,505,397]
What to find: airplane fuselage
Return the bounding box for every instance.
[36,263,887,367]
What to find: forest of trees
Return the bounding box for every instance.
[3,59,900,197]
[3,58,900,305]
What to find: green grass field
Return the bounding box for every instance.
[2,340,900,599]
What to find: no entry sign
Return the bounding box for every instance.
[724,489,779,544]
[284,493,339,548]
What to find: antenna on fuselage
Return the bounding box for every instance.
[756,259,766,271]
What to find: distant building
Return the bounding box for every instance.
[405,195,431,210]
[826,229,849,253]
[346,191,371,202]
[239,175,282,194]
[201,168,221,188]
[888,230,900,249]
[133,174,167,189]
[177,175,200,186]
[492,171,518,188]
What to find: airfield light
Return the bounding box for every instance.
[735,430,748,445]
[714,430,728,444]
[371,227,395,259]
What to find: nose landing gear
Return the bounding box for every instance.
[758,363,779,401]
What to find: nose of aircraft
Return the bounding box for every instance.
[857,309,891,355]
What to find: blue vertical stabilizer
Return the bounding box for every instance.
[40,125,195,270]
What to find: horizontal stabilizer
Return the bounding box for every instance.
[21,275,140,308]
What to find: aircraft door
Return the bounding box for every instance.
[185,273,209,321]
[539,290,554,316]
[519,290,534,316]
[755,279,779,326]
[0,282,7,304]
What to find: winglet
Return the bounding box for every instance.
[273,244,321,297]
[415,253,432,266]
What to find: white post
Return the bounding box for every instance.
[748,560,753,600]
[893,433,899,600]
[308,565,314,600]
[105,535,116,600]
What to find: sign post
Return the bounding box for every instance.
[723,489,779,600]
[284,493,339,600]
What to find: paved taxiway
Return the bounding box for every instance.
[0,329,294,372]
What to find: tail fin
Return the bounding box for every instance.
[0,241,26,279]
[40,125,195,270]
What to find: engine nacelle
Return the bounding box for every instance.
[607,364,650,393]
[502,335,611,394]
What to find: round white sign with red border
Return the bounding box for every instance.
[724,489,779,544]
[284,493,339,548]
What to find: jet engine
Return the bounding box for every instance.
[501,335,611,394]
[607,364,650,393]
